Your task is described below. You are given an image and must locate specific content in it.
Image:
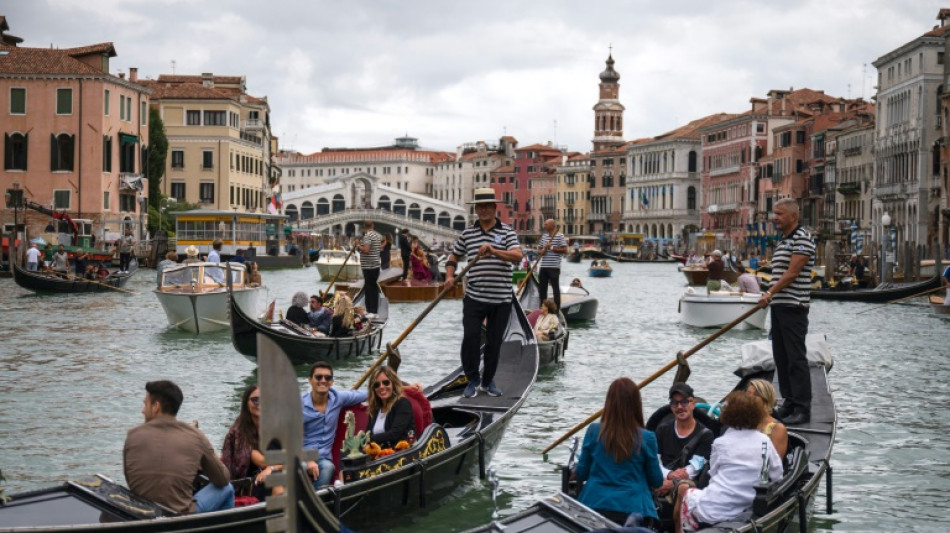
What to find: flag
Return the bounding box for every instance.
[641,194,649,210]
[268,185,282,214]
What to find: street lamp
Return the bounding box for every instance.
[159,197,176,237]
[882,211,892,283]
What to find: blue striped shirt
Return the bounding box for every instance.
[452,219,521,303]
[538,232,567,269]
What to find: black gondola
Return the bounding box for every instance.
[12,261,135,294]
[810,275,941,303]
[467,360,835,533]
[518,273,569,364]
[230,288,388,364]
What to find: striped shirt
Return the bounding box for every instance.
[452,218,520,303]
[538,232,567,269]
[769,225,815,306]
[359,230,382,270]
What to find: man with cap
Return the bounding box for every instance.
[445,188,522,398]
[537,219,568,311]
[706,250,724,292]
[654,382,713,498]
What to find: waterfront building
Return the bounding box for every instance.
[554,153,589,237]
[588,53,626,235]
[872,16,948,255]
[490,143,565,238]
[0,18,150,243]
[141,74,272,213]
[432,137,515,208]
[827,116,876,251]
[623,113,736,244]
[277,136,454,198]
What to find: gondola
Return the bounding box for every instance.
[809,275,941,303]
[566,251,582,263]
[930,294,950,315]
[518,274,569,364]
[229,286,388,364]
[12,260,135,294]
[466,346,835,533]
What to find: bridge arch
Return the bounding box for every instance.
[378,195,391,211]
[301,201,314,220]
[285,204,299,222]
[453,215,466,230]
[438,211,450,227]
[408,203,421,220]
[332,194,345,213]
[316,197,329,215]
[423,207,436,224]
[393,199,406,215]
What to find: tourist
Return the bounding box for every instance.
[654,383,714,499]
[329,292,356,337]
[706,250,724,292]
[398,228,412,281]
[156,251,178,285]
[570,278,584,288]
[84,263,98,280]
[736,262,761,294]
[117,228,134,273]
[575,377,663,527]
[51,244,70,276]
[352,305,368,332]
[410,237,432,282]
[221,384,283,499]
[246,261,262,286]
[749,254,760,271]
[533,299,560,341]
[355,220,382,314]
[757,198,815,425]
[366,366,414,448]
[183,245,201,264]
[746,379,788,458]
[124,380,233,514]
[74,248,88,277]
[674,391,782,533]
[207,239,223,264]
[230,248,246,264]
[444,187,522,398]
[307,294,333,335]
[286,291,310,326]
[302,361,367,487]
[537,219,568,311]
[381,233,393,270]
[25,242,41,271]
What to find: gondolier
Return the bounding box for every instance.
[356,220,382,314]
[758,198,815,425]
[537,219,568,311]
[445,188,523,398]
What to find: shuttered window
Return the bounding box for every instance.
[56,88,73,115]
[10,88,25,114]
[4,133,28,170]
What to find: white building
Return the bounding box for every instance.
[431,137,516,207]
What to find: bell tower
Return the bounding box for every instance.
[592,52,625,151]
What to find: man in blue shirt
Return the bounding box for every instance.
[302,361,367,487]
[307,295,333,335]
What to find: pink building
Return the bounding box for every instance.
[1,18,150,244]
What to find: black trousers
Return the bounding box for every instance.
[537,267,561,310]
[363,268,380,314]
[119,252,132,271]
[461,297,511,385]
[401,253,411,280]
[770,304,811,413]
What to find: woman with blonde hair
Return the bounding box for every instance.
[366,366,415,448]
[329,292,355,337]
[745,379,788,457]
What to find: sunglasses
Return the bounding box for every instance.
[249,396,261,405]
[373,379,392,389]
[312,374,333,382]
[669,399,692,407]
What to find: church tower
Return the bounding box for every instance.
[592,53,625,151]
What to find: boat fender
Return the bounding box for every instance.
[695,402,721,418]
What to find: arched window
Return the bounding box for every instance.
[453,215,466,230]
[688,150,697,172]
[687,186,696,210]
[408,203,421,220]
[393,199,406,215]
[332,194,345,213]
[51,133,75,171]
[301,201,314,220]
[4,132,28,170]
[423,207,436,223]
[437,211,450,227]
[284,204,299,222]
[316,198,330,215]
[377,195,391,211]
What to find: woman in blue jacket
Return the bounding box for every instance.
[576,377,664,526]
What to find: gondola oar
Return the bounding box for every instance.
[855,284,947,315]
[541,304,763,455]
[320,245,357,301]
[61,271,137,295]
[352,255,482,390]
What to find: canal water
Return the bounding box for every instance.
[1,261,947,532]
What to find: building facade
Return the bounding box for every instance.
[0,25,151,242]
[491,143,564,237]
[554,153,589,237]
[432,137,515,208]
[829,118,876,250]
[588,54,627,236]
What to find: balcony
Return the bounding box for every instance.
[842,146,862,156]
[837,181,861,195]
[707,203,738,214]
[240,130,263,146]
[709,165,741,177]
[244,118,264,131]
[875,182,913,199]
[587,213,607,222]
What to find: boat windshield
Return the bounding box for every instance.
[160,264,244,288]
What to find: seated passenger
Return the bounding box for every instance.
[329,293,356,337]
[575,377,663,527]
[570,278,583,288]
[84,264,98,280]
[352,305,368,332]
[307,295,333,335]
[303,361,367,487]
[674,391,783,533]
[246,261,262,286]
[366,366,415,449]
[156,251,178,286]
[736,265,761,294]
[285,291,310,327]
[221,385,283,500]
[410,238,432,282]
[745,379,788,458]
[533,299,560,341]
[655,383,714,499]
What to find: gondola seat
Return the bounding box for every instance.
[527,309,542,327]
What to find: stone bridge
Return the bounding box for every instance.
[291,208,462,245]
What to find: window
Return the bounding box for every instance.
[125,97,131,123]
[141,101,147,125]
[120,137,136,173]
[56,88,72,114]
[103,191,110,210]
[170,182,186,201]
[171,150,184,169]
[10,88,25,114]
[104,89,110,116]
[200,182,215,203]
[102,135,112,172]
[4,133,28,170]
[202,150,213,169]
[53,189,71,209]
[186,110,201,125]
[51,133,75,171]
[795,131,806,144]
[940,52,945,65]
[203,110,226,126]
[687,186,696,210]
[119,193,136,212]
[119,95,126,120]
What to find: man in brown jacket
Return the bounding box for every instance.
[123,380,233,514]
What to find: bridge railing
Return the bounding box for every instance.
[292,208,462,241]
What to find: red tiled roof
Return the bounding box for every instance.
[156,74,244,85]
[516,143,563,153]
[0,45,108,76]
[139,79,268,106]
[279,147,454,165]
[655,113,738,141]
[62,43,116,58]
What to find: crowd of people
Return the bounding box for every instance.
[283,291,371,338]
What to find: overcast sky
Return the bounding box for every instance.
[3,1,943,154]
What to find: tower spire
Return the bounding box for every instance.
[592,50,625,151]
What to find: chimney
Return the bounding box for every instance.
[118,72,125,79]
[129,67,138,82]
[202,72,213,88]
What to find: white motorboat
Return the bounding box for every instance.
[559,284,598,322]
[678,287,768,329]
[155,262,263,333]
[314,249,362,282]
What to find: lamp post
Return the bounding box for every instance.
[882,211,892,283]
[158,197,176,237]
[138,195,147,241]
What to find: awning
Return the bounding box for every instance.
[119,133,139,144]
[120,174,145,191]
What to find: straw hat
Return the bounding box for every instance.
[468,188,499,204]
[185,245,200,257]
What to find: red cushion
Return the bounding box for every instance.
[402,387,433,437]
[527,309,542,327]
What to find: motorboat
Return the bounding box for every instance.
[678,287,768,329]
[587,261,612,278]
[314,249,362,282]
[558,284,598,322]
[155,262,262,333]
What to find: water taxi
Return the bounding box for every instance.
[172,210,303,269]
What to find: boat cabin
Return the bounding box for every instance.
[172,210,288,262]
[158,262,247,292]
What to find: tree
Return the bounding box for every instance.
[147,107,168,234]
